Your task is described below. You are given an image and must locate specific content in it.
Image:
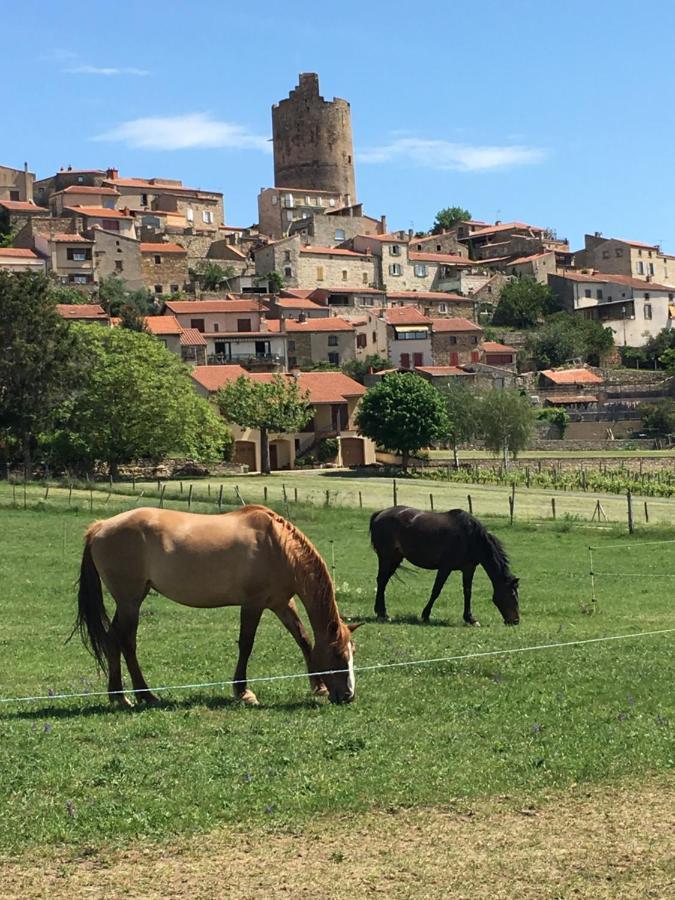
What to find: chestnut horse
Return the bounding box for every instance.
[74,505,357,706]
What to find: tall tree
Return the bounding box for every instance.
[0,271,81,473]
[217,375,312,474]
[98,274,151,317]
[195,261,236,292]
[432,206,472,234]
[356,372,449,470]
[492,278,556,328]
[341,354,390,385]
[48,326,231,477]
[477,389,534,466]
[441,379,478,467]
[527,313,614,368]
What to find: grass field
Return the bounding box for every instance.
[1,491,673,875]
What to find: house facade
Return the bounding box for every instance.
[285,316,355,368]
[140,242,189,295]
[575,234,675,285]
[430,318,483,366]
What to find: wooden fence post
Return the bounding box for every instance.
[551,497,556,520]
[218,484,223,512]
[159,484,166,508]
[263,486,268,504]
[392,479,397,505]
[644,500,649,524]
[429,493,434,511]
[89,486,93,513]
[282,483,288,502]
[294,487,298,503]
[188,484,193,511]
[359,491,363,509]
[467,494,473,515]
[626,489,634,534]
[325,489,330,507]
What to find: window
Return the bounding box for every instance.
[596,289,603,299]
[388,263,402,276]
[363,296,374,307]
[329,198,336,207]
[141,193,148,206]
[237,319,252,332]
[448,335,457,345]
[213,323,219,333]
[70,274,91,284]
[584,289,592,298]
[342,270,348,281]
[154,255,162,265]
[202,211,214,224]
[638,249,643,256]
[644,292,650,300]
[616,248,623,257]
[637,261,644,275]
[288,340,296,351]
[335,228,346,241]
[284,194,294,208]
[470,335,478,344]
[644,303,652,320]
[191,318,205,332]
[602,250,610,259]
[154,285,163,294]
[77,176,84,183]
[328,334,338,346]
[400,353,410,369]
[9,190,20,201]
[356,333,367,349]
[328,352,340,366]
[372,331,376,342]
[284,266,292,277]
[362,272,368,284]
[414,264,427,277]
[413,353,423,367]
[186,208,194,222]
[649,263,655,275]
[286,211,294,222]
[170,284,179,293]
[389,245,401,256]
[66,248,91,261]
[115,260,123,272]
[438,303,447,313]
[271,194,278,205]
[316,266,325,281]
[284,250,291,262]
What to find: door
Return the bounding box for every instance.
[413,352,423,367]
[331,404,348,432]
[400,353,410,369]
[215,340,231,359]
[450,352,459,366]
[255,340,270,357]
[341,437,365,467]
[471,350,480,363]
[269,444,278,470]
[234,441,257,471]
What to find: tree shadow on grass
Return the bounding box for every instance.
[352,613,458,628]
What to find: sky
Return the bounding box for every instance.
[3,0,675,251]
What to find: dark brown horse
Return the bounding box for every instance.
[370,506,520,625]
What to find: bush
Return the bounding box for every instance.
[640,399,675,435]
[536,406,570,437]
[316,437,339,463]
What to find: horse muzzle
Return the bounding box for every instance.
[330,690,355,705]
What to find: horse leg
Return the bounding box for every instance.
[233,605,264,706]
[421,567,452,623]
[107,611,131,708]
[116,604,160,705]
[274,599,328,697]
[462,567,479,626]
[374,550,403,621]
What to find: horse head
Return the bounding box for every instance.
[313,621,362,703]
[493,575,520,625]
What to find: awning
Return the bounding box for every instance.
[545,394,598,405]
[393,325,429,334]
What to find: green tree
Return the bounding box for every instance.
[536,406,570,437]
[441,379,478,467]
[341,354,390,385]
[48,326,231,478]
[640,399,675,435]
[356,372,449,470]
[659,347,675,374]
[267,270,284,294]
[432,206,472,234]
[118,303,148,332]
[0,271,81,473]
[98,274,151,317]
[492,278,556,328]
[217,375,312,475]
[195,261,235,291]
[528,313,613,368]
[477,389,534,466]
[48,282,91,304]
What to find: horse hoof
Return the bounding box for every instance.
[138,692,161,706]
[236,690,260,707]
[376,615,391,623]
[464,620,480,627]
[111,695,133,709]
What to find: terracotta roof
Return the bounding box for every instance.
[384,307,431,326]
[431,317,482,333]
[540,368,604,385]
[56,304,107,320]
[274,297,325,310]
[145,315,182,335]
[191,365,249,392]
[65,206,132,219]
[285,316,354,332]
[191,367,365,403]
[104,177,221,197]
[0,248,39,258]
[299,245,368,258]
[467,222,544,239]
[415,366,471,376]
[180,328,207,347]
[508,252,554,266]
[164,299,261,314]
[357,232,408,243]
[280,289,315,299]
[558,271,673,292]
[0,200,48,213]
[312,286,385,295]
[55,186,120,196]
[386,291,470,302]
[139,242,186,254]
[483,341,516,353]
[611,238,659,250]
[49,233,94,243]
[408,251,470,264]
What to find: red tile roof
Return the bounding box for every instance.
[56,304,108,320]
[408,251,470,265]
[145,315,182,335]
[312,286,385,295]
[483,341,516,353]
[50,233,94,243]
[415,366,471,376]
[0,200,49,213]
[104,177,221,197]
[558,271,673,292]
[285,316,354,332]
[386,291,470,302]
[280,289,315,299]
[191,367,365,403]
[540,368,603,385]
[274,297,325,310]
[299,245,368,258]
[611,238,659,250]
[384,307,431,326]
[180,328,207,346]
[65,206,132,219]
[139,242,186,254]
[56,186,120,196]
[467,221,544,239]
[191,365,249,392]
[431,317,482,333]
[357,232,408,243]
[0,248,39,258]
[508,252,554,266]
[164,299,262,314]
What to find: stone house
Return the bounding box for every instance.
[574,234,675,285]
[386,290,476,320]
[102,170,224,231]
[255,235,377,290]
[144,315,183,355]
[482,341,517,369]
[430,317,483,366]
[382,306,433,369]
[285,315,355,368]
[62,206,136,238]
[498,250,557,284]
[463,221,569,262]
[0,163,34,202]
[34,232,96,289]
[0,247,46,274]
[50,185,120,215]
[267,295,330,320]
[257,187,350,240]
[309,286,387,311]
[0,199,49,235]
[191,367,375,470]
[140,242,189,295]
[92,230,144,291]
[33,168,108,206]
[538,368,604,410]
[408,232,468,256]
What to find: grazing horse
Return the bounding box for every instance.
[370,506,520,626]
[74,505,358,706]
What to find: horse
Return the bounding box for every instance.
[73,504,359,706]
[369,506,520,626]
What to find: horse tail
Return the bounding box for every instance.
[72,524,111,672]
[369,510,382,547]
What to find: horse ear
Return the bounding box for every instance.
[347,622,365,634]
[327,620,341,641]
[511,577,520,588]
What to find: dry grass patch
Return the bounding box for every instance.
[3,777,673,900]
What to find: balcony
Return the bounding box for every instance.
[207,352,284,369]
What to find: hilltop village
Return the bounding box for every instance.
[1,73,673,470]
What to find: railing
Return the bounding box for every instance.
[207,353,283,366]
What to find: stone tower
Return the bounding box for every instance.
[272,73,356,201]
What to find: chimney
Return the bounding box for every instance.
[67,165,72,172]
[298,311,307,323]
[379,214,387,233]
[106,168,119,180]
[408,228,413,239]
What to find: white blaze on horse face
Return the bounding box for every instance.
[346,644,355,697]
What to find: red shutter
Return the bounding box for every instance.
[450,352,459,365]
[413,352,423,367]
[471,350,480,363]
[400,353,410,369]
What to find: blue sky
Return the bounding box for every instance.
[3,0,675,250]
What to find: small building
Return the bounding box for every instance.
[267,295,330,320]
[140,242,189,295]
[0,163,35,202]
[56,303,109,324]
[50,185,120,215]
[63,206,136,238]
[386,290,476,320]
[0,199,49,234]
[257,187,351,241]
[35,232,96,289]
[285,315,355,368]
[574,234,675,285]
[0,247,46,274]
[382,306,432,369]
[482,341,517,369]
[92,230,144,291]
[430,317,483,366]
[538,368,604,408]
[144,315,183,354]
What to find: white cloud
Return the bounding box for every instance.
[359,137,546,172]
[66,65,149,76]
[93,113,271,152]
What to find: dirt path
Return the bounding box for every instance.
[2,778,673,899]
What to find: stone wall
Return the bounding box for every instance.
[432,331,481,365]
[141,251,189,294]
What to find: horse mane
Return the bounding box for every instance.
[452,509,511,578]
[255,506,344,642]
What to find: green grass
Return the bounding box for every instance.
[0,500,673,856]
[428,449,675,459]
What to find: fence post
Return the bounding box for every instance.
[208,483,211,498]
[159,484,166,508]
[180,481,183,495]
[626,489,634,535]
[282,483,288,502]
[132,473,136,493]
[551,497,556,520]
[44,483,49,500]
[644,500,649,524]
[359,491,363,509]
[294,487,298,503]
[188,484,193,511]
[467,494,473,515]
[23,474,27,510]
[325,489,330,507]
[429,493,434,511]
[89,486,93,513]
[392,479,397,505]
[218,484,223,512]
[263,486,268,504]
[157,477,161,493]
